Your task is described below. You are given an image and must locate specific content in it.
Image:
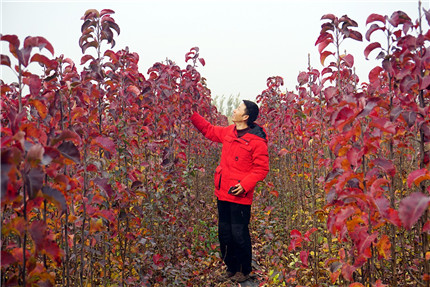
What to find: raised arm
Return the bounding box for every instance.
[191,112,227,143]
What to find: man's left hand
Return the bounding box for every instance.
[231,184,245,196]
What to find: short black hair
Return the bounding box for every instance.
[243,100,259,126]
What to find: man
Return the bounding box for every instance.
[191,100,269,282]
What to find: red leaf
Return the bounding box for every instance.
[58,141,81,163]
[348,30,363,41]
[24,74,41,96]
[376,234,391,260]
[304,227,317,241]
[51,130,81,145]
[198,58,205,66]
[24,167,44,199]
[1,34,20,49]
[29,99,47,119]
[357,98,380,118]
[373,279,389,287]
[43,239,63,265]
[105,21,120,37]
[93,136,116,154]
[420,75,430,90]
[185,47,199,62]
[1,251,17,267]
[23,36,54,56]
[83,9,100,20]
[289,229,302,251]
[30,54,57,69]
[300,250,309,267]
[270,189,279,197]
[320,51,334,65]
[318,39,332,55]
[330,206,355,234]
[370,117,396,134]
[390,106,403,122]
[1,34,21,59]
[342,263,356,281]
[368,66,383,82]
[27,143,45,164]
[346,147,360,167]
[100,9,115,16]
[80,54,95,65]
[349,283,365,287]
[388,11,412,27]
[324,86,338,100]
[93,177,114,198]
[153,254,163,266]
[382,58,394,75]
[98,209,116,223]
[86,164,98,172]
[290,229,302,238]
[315,32,333,46]
[29,220,46,251]
[366,13,386,25]
[104,50,118,63]
[365,24,384,41]
[81,41,98,53]
[424,8,430,26]
[321,14,336,21]
[407,168,430,188]
[42,186,67,214]
[356,231,378,259]
[372,158,396,177]
[101,15,115,24]
[374,196,390,215]
[176,152,187,161]
[333,106,355,130]
[325,167,343,182]
[1,54,11,67]
[331,270,341,284]
[342,54,354,67]
[371,180,390,200]
[386,208,402,227]
[399,192,430,230]
[297,72,309,85]
[401,111,416,128]
[400,75,417,93]
[364,42,382,60]
[127,85,140,96]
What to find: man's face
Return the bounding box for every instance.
[232,103,249,123]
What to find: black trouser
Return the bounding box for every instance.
[217,199,252,275]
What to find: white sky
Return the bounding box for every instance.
[1,0,428,102]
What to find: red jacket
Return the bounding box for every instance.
[191,112,269,205]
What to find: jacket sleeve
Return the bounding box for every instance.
[240,140,269,193]
[191,112,226,143]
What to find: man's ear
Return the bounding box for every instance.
[243,114,249,122]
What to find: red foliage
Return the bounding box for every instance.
[1,6,429,287]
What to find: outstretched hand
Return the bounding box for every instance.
[190,103,199,116]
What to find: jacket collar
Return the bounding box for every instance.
[235,124,267,141]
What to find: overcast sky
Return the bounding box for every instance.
[1,0,428,103]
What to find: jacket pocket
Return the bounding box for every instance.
[214,166,222,190]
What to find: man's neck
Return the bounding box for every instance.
[234,121,249,130]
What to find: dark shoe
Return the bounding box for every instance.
[230,272,250,282]
[217,271,235,282]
